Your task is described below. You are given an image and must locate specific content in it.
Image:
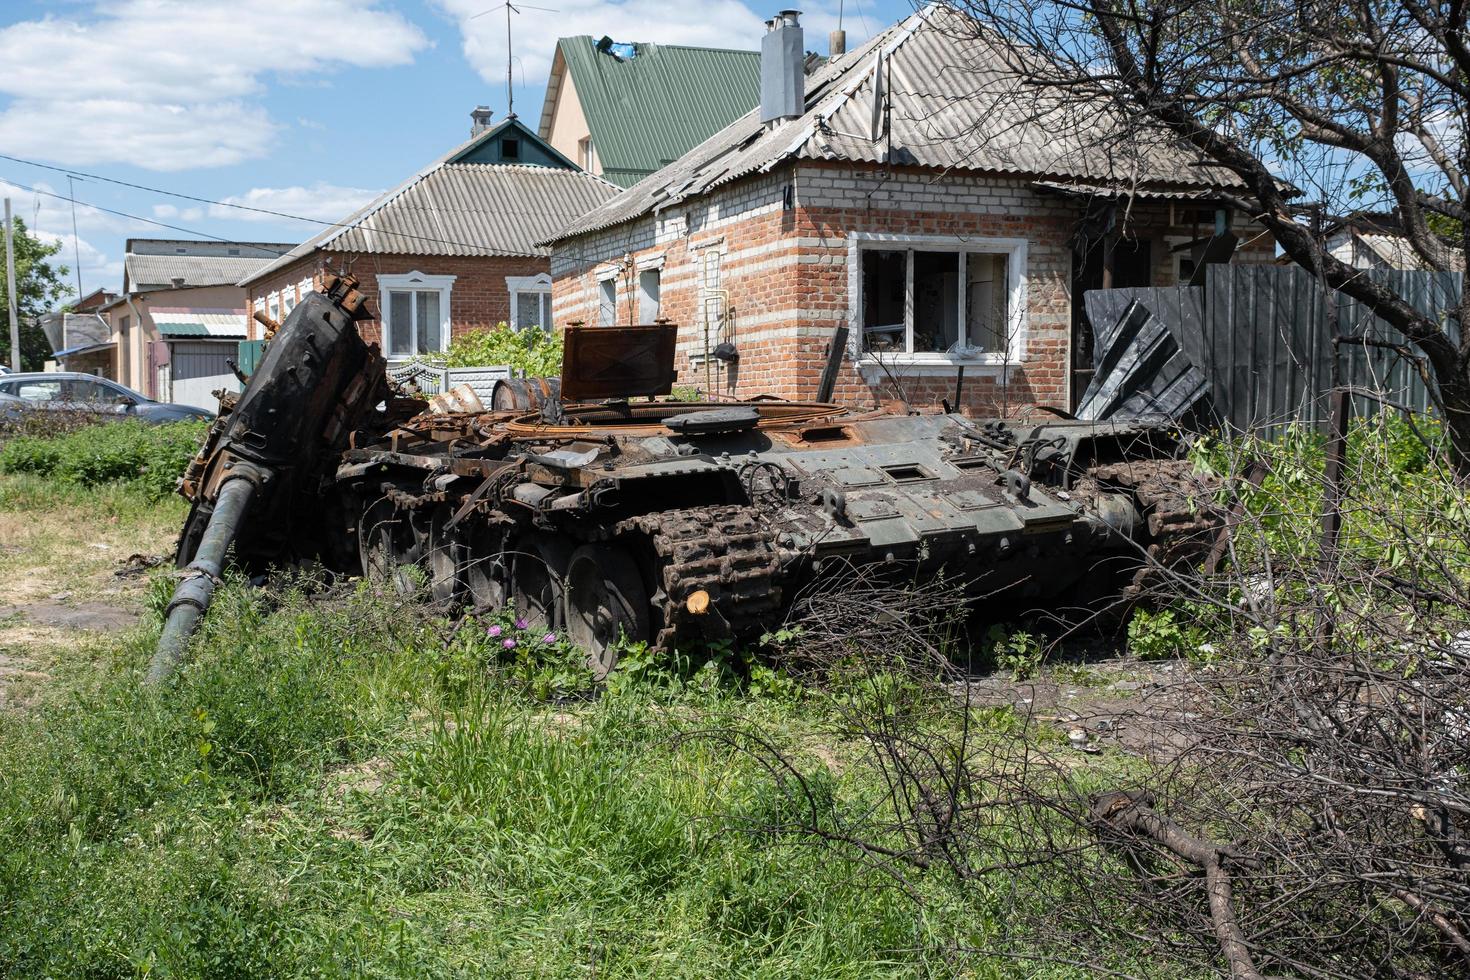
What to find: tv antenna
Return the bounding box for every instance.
[471,2,559,119]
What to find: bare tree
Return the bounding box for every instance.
[937,0,1470,470]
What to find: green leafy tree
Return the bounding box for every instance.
[0,216,73,370]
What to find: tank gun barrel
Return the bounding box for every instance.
[146,471,260,685]
[145,274,392,687]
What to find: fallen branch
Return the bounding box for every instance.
[1091,790,1271,980]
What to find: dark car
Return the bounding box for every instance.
[0,372,214,424]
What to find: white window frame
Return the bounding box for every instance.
[505,273,553,331]
[849,232,1027,373]
[298,277,314,301]
[379,271,455,357]
[267,292,280,324]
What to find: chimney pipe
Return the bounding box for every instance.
[760,9,804,124]
[829,28,846,57]
[470,105,495,137]
[170,277,185,289]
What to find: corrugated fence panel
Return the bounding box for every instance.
[1089,266,1460,435]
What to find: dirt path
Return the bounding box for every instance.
[0,487,182,709]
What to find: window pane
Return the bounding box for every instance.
[965,253,1008,354]
[599,279,616,326]
[417,289,442,353]
[861,249,905,352]
[515,290,544,330]
[638,269,661,322]
[68,380,107,402]
[540,293,553,330]
[388,291,412,354]
[913,251,960,353]
[17,381,63,401]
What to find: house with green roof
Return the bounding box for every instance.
[536,35,761,188]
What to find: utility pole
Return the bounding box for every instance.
[5,198,19,372]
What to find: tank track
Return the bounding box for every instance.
[1087,459,1223,595]
[615,505,782,649]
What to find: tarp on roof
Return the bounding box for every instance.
[547,4,1246,243]
[547,37,761,187]
[53,340,116,358]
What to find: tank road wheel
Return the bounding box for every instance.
[564,544,651,679]
[510,534,571,633]
[425,508,463,607]
[461,523,509,613]
[360,502,422,595]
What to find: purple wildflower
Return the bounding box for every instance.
[503,638,517,650]
[487,624,502,638]
[541,632,557,645]
[514,617,529,630]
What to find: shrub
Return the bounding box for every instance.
[0,419,207,498]
[439,324,563,377]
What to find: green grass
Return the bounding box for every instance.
[0,474,1193,978]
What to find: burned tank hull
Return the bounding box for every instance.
[332,394,1217,676]
[164,299,1218,681]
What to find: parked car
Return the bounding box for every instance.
[0,372,214,424]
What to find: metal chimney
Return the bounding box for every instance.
[470,105,495,137]
[829,29,846,57]
[760,10,804,124]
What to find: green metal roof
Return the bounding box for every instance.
[552,37,760,187]
[156,321,208,337]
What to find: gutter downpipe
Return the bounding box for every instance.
[124,293,145,392]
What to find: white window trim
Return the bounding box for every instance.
[505,273,553,330]
[848,232,1028,374]
[379,271,455,357]
[635,253,665,271]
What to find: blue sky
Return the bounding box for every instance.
[0,0,914,300]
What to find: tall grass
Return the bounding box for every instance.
[0,419,207,499]
[1,576,1093,978]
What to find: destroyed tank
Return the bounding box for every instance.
[152,277,1218,683]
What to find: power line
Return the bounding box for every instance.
[0,177,294,254]
[0,172,532,258]
[0,152,336,227]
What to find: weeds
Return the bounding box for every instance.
[0,419,206,499]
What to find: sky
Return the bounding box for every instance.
[0,0,913,302]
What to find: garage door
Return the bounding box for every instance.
[169,341,239,410]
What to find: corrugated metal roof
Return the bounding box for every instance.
[126,252,291,291]
[549,5,1245,243]
[243,155,618,285]
[548,37,761,187]
[151,308,247,339]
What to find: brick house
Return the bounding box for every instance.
[240,113,617,360]
[546,6,1273,413]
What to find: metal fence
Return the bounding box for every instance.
[1085,265,1462,434]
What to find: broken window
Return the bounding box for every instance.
[598,278,617,326]
[638,268,661,322]
[860,245,1016,358]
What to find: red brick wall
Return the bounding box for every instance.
[551,163,1276,416]
[244,251,550,347]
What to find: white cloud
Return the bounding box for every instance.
[0,180,148,295]
[433,0,855,102]
[0,1,430,171]
[208,182,383,223]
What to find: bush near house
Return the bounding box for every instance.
[441,324,563,378]
[0,419,207,499]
